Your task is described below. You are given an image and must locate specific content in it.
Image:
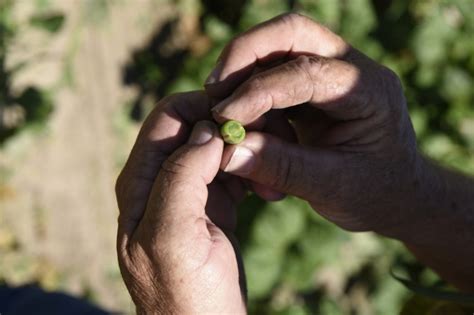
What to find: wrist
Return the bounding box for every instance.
[384,154,474,291]
[374,152,445,244]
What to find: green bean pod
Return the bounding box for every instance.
[220,120,246,144]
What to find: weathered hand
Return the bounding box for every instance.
[116,92,246,314]
[205,13,419,234]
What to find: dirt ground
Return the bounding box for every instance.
[0,0,178,312]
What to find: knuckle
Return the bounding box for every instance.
[380,66,402,92]
[280,12,304,23]
[293,55,311,69]
[159,93,182,108]
[223,39,238,55]
[159,154,201,187]
[293,54,332,94]
[377,66,405,112]
[294,55,330,78]
[289,55,319,99]
[279,12,312,28]
[145,93,182,120]
[307,55,331,74]
[159,91,200,111]
[161,157,189,178]
[224,36,246,58]
[245,74,266,92]
[279,12,328,37]
[378,67,409,136]
[241,75,273,110]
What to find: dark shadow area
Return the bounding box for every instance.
[201,0,248,27]
[344,263,378,297]
[0,284,112,315]
[235,194,267,249]
[370,0,416,51]
[123,18,190,121]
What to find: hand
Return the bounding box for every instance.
[205,13,420,234]
[116,92,246,314]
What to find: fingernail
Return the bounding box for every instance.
[205,60,223,85]
[188,121,215,145]
[223,146,255,175]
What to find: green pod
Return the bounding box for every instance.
[220,120,246,144]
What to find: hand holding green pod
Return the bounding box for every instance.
[220,120,246,144]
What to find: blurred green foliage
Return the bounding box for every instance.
[2,0,473,313]
[0,0,64,144]
[121,0,474,314]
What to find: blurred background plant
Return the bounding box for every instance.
[0,0,63,143]
[1,0,473,314]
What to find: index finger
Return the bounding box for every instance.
[205,13,350,98]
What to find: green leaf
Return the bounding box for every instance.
[250,197,307,249]
[244,245,284,298]
[281,221,344,290]
[339,0,376,42]
[412,7,456,66]
[204,16,232,41]
[29,13,65,33]
[319,298,344,315]
[441,66,473,103]
[15,87,53,124]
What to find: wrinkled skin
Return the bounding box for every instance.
[116,93,246,314]
[206,13,474,294]
[116,13,474,315]
[206,13,418,233]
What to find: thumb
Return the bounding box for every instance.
[140,121,223,242]
[221,132,341,204]
[161,120,223,184]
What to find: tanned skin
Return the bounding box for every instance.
[116,13,474,314]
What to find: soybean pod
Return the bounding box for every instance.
[220,120,246,144]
